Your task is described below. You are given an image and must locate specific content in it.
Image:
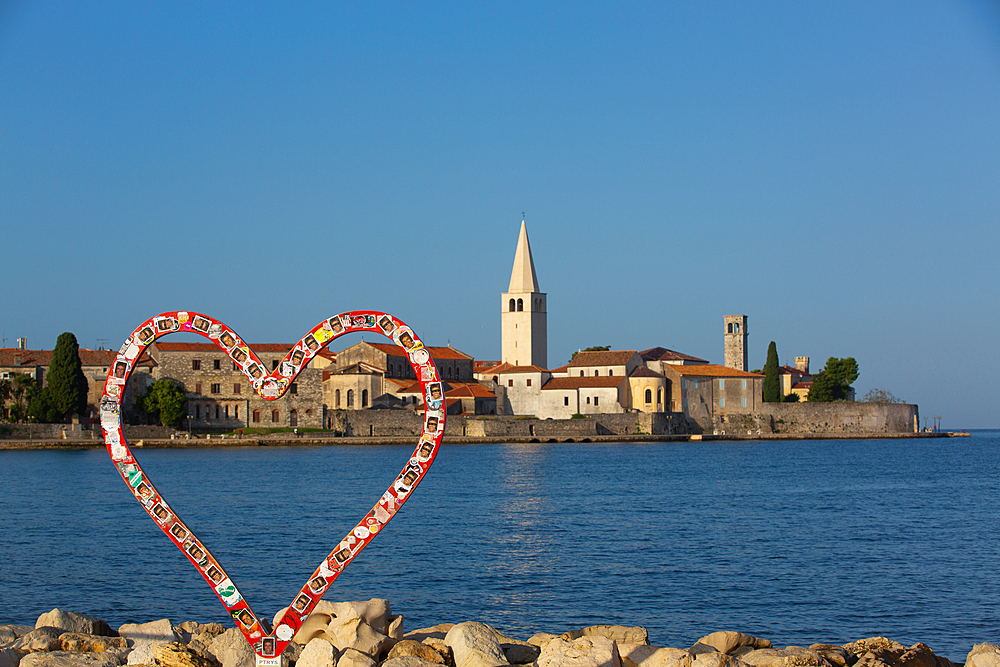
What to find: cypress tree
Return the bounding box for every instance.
[763,341,781,402]
[46,332,89,421]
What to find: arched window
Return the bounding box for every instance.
[728,323,734,333]
[347,389,354,407]
[645,389,652,403]
[509,299,516,312]
[579,371,584,377]
[252,409,260,423]
[271,409,280,423]
[657,389,663,404]
[594,370,599,376]
[335,389,341,408]
[289,409,298,427]
[517,298,523,312]
[608,370,613,376]
[448,367,452,378]
[362,389,368,408]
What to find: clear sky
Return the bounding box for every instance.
[2,1,998,428]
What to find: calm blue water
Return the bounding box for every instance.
[2,433,999,661]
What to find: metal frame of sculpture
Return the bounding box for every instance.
[100,311,444,665]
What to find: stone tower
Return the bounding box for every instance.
[724,315,748,371]
[501,220,547,368]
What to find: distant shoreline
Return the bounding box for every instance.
[0,431,953,450]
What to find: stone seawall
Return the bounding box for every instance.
[755,403,919,436]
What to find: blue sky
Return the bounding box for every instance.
[2,1,998,427]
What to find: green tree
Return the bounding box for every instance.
[0,378,10,420]
[808,357,859,402]
[569,346,610,363]
[27,386,61,423]
[9,373,37,422]
[862,388,904,404]
[762,341,781,402]
[142,379,188,428]
[46,332,89,422]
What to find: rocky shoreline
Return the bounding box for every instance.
[3,603,998,667]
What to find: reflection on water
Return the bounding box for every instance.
[1,434,999,661]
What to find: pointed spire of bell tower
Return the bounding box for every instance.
[508,219,540,293]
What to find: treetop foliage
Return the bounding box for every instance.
[762,341,781,402]
[808,357,859,402]
[862,388,904,404]
[569,345,610,362]
[44,332,89,422]
[142,379,187,428]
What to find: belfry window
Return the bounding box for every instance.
[517,298,523,311]
[509,299,516,312]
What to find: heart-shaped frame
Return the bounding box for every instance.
[100,311,444,663]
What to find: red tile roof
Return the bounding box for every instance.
[365,342,472,360]
[446,384,495,398]
[663,364,763,378]
[542,376,626,390]
[639,347,709,364]
[567,350,637,367]
[628,366,664,378]
[497,365,548,374]
[1,348,128,368]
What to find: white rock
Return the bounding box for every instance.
[692,653,750,667]
[619,644,693,667]
[387,616,404,642]
[36,611,113,638]
[326,616,392,659]
[537,636,621,667]
[404,626,454,643]
[563,627,649,646]
[382,658,444,667]
[336,648,376,667]
[119,619,178,667]
[206,629,256,667]
[20,650,122,667]
[297,638,339,667]
[968,644,1000,667]
[444,622,509,667]
[696,634,771,656]
[740,647,826,667]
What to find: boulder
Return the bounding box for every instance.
[326,600,393,636]
[537,635,622,667]
[421,639,452,664]
[808,645,852,667]
[59,633,129,653]
[619,644,693,667]
[119,619,179,666]
[1,625,34,645]
[0,647,25,667]
[387,640,446,665]
[563,627,649,646]
[336,648,377,667]
[20,650,122,667]
[404,626,455,644]
[692,653,751,667]
[843,639,950,667]
[968,644,1000,667]
[14,627,64,652]
[326,615,393,659]
[36,611,114,638]
[445,622,509,667]
[504,642,540,665]
[297,638,339,667]
[388,616,405,642]
[696,634,772,656]
[739,647,829,667]
[527,633,560,648]
[382,658,445,667]
[206,628,256,667]
[152,643,220,667]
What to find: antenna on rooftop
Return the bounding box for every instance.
[97,338,109,351]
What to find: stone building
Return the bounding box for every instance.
[501,220,547,368]
[148,342,328,429]
[724,315,748,371]
[661,363,764,430]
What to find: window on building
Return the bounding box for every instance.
[517,298,523,311]
[211,383,220,394]
[742,397,747,408]
[290,409,298,427]
[272,360,279,370]
[362,389,368,408]
[508,379,513,387]
[215,405,220,419]
[253,409,260,423]
[203,405,209,420]
[192,360,201,370]
[214,359,221,370]
[290,383,297,395]
[645,389,652,403]
[195,383,202,395]
[609,370,613,376]
[658,389,662,403]
[234,405,239,419]
[509,299,515,312]
[195,404,201,419]
[526,379,531,387]
[595,370,599,376]
[234,383,241,394]
[693,379,698,388]
[233,362,239,371]
[720,397,726,408]
[742,379,747,390]
[448,368,452,378]
[335,389,341,408]
[580,371,584,377]
[586,397,590,404]
[564,396,569,406]
[594,396,599,406]
[720,379,725,390]
[347,390,354,407]
[271,409,280,423]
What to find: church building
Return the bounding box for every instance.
[501,220,547,369]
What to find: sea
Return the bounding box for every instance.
[1,432,999,661]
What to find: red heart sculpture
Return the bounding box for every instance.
[100,311,444,664]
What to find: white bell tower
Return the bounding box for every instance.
[501,220,547,368]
